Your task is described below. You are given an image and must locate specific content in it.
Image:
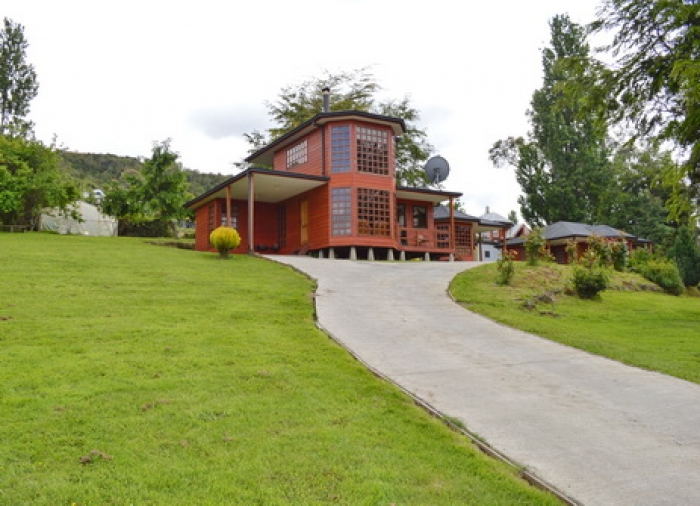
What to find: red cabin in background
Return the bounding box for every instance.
[185,107,510,260]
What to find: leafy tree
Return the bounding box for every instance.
[670,225,700,287]
[507,210,518,224]
[490,15,613,227]
[591,0,700,224]
[0,18,38,137]
[0,135,79,227]
[604,142,675,246]
[102,140,191,237]
[245,68,434,187]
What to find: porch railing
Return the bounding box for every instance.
[396,226,452,251]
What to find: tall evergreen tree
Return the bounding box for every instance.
[490,15,613,227]
[0,18,38,137]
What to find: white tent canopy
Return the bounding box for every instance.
[40,201,117,236]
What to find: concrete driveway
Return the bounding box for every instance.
[270,256,700,506]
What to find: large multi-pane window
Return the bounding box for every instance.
[331,187,352,236]
[286,140,308,168]
[357,127,389,175]
[331,126,350,173]
[357,188,390,236]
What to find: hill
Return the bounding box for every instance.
[450,262,700,384]
[60,151,229,197]
[0,234,558,505]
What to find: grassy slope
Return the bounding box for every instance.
[450,263,700,384]
[0,234,557,505]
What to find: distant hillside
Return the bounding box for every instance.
[60,151,230,197]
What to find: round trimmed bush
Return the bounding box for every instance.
[209,226,241,258]
[572,266,609,299]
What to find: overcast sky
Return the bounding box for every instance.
[5,0,603,220]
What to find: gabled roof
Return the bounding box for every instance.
[507,222,530,239]
[507,221,645,246]
[433,205,512,232]
[480,211,509,223]
[246,110,407,167]
[433,204,480,222]
[544,221,634,241]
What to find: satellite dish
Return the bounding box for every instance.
[424,156,450,185]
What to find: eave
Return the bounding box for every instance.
[395,186,462,205]
[184,167,329,209]
[246,110,407,167]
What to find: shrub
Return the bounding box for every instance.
[629,247,653,271]
[609,240,629,272]
[572,265,609,299]
[524,227,547,266]
[587,234,612,267]
[565,239,579,264]
[636,259,684,295]
[670,226,700,287]
[209,226,241,258]
[496,251,516,285]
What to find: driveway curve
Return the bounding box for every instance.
[271,256,700,506]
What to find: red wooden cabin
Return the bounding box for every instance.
[185,108,509,260]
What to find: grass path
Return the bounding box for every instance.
[0,234,558,505]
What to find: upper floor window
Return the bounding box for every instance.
[331,126,350,173]
[357,127,389,175]
[286,140,308,169]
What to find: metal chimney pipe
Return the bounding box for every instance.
[322,87,330,113]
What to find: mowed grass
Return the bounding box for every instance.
[450,262,700,384]
[0,234,558,505]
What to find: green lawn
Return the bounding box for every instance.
[0,234,558,505]
[450,262,700,384]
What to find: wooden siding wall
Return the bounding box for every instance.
[194,205,212,251]
[273,129,324,176]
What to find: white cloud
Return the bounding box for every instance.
[4,0,601,217]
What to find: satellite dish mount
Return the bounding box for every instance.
[424,156,450,186]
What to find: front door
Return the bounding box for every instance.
[300,199,309,245]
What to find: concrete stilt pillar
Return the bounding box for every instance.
[368,248,375,261]
[399,251,406,261]
[424,252,431,261]
[387,249,395,261]
[329,248,335,259]
[350,246,357,261]
[449,253,454,262]
[318,250,324,259]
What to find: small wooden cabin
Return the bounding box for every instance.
[185,108,510,260]
[506,221,652,264]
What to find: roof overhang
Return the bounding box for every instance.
[185,168,329,209]
[246,111,407,166]
[396,186,462,205]
[474,223,510,233]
